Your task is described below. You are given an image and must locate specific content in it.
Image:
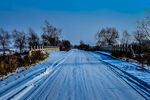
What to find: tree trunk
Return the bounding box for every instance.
[2,45,5,55]
[20,47,22,54]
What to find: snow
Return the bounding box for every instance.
[0,50,148,100]
[118,57,150,71]
[0,67,25,80]
[93,53,150,85]
[96,51,111,55]
[92,52,150,99]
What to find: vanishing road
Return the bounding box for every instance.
[0,50,146,100]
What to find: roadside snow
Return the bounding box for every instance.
[96,51,111,55]
[0,51,67,93]
[0,67,25,81]
[0,51,67,81]
[92,52,150,85]
[121,57,150,71]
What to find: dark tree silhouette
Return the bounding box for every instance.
[96,27,119,46]
[121,30,131,44]
[136,12,150,40]
[78,40,90,51]
[12,29,27,53]
[133,27,147,67]
[133,30,147,45]
[41,20,61,46]
[61,40,71,50]
[28,28,39,49]
[0,28,10,55]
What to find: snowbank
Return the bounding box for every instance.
[96,51,111,55]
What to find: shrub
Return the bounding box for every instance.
[0,50,49,75]
[143,46,150,65]
[111,51,132,58]
[29,50,48,63]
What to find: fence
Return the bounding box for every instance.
[112,44,133,52]
[101,44,134,52]
[100,44,136,57]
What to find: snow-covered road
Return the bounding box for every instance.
[0,50,146,100]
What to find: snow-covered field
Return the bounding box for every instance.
[0,50,149,100]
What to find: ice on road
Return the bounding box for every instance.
[0,50,145,100]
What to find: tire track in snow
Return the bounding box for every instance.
[30,50,145,100]
[0,50,146,100]
[0,51,72,100]
[24,50,73,100]
[90,52,150,99]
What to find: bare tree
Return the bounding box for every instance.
[78,40,90,50]
[41,20,61,46]
[133,30,147,67]
[12,29,27,53]
[137,12,150,40]
[131,12,150,67]
[0,28,10,55]
[121,30,131,44]
[96,27,119,46]
[133,30,147,45]
[28,28,39,49]
[80,40,84,45]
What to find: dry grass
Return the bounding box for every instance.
[0,50,49,76]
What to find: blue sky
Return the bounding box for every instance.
[0,0,150,45]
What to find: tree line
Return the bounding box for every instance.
[94,11,150,66]
[95,12,150,47]
[74,11,150,52]
[1,12,150,54]
[0,20,70,75]
[0,20,71,55]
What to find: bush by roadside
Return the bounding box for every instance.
[0,50,49,76]
[111,51,132,58]
[111,46,150,67]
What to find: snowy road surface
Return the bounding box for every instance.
[0,50,146,100]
